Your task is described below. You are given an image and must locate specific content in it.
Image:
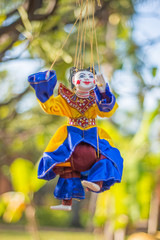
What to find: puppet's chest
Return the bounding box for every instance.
[59,83,96,115]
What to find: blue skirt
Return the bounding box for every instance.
[38,126,124,199]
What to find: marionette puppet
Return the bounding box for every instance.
[28,0,124,211]
[28,67,124,211]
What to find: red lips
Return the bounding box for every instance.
[76,80,93,85]
[83,81,91,85]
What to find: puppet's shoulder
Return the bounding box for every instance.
[58,83,75,99]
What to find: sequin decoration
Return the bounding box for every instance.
[58,83,95,114]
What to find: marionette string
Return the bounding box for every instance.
[48,1,88,72]
[74,0,84,68]
[92,0,101,73]
[75,0,88,69]
[48,0,101,72]
[82,1,88,68]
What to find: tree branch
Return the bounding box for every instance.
[0,86,30,107]
[5,0,29,18]
[0,33,19,61]
[0,0,58,36]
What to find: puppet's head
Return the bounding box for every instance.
[69,67,96,92]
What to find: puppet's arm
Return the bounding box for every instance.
[94,74,118,118]
[28,70,70,116]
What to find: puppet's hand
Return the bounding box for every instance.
[95,74,107,93]
[28,70,56,84]
[28,70,57,103]
[94,74,116,112]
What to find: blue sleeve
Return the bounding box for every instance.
[28,70,57,103]
[94,84,116,112]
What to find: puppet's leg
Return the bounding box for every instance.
[86,154,121,193]
[81,180,102,192]
[51,167,84,211]
[81,154,105,192]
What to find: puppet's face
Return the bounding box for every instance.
[72,71,95,92]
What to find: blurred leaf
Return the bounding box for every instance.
[0,106,10,119]
[0,14,6,25]
[0,38,12,52]
[30,163,45,192]
[13,40,24,47]
[137,173,153,219]
[117,21,130,40]
[10,138,24,152]
[1,192,26,223]
[151,67,157,77]
[0,198,6,217]
[10,158,34,195]
[0,70,8,79]
[131,107,159,147]
[114,214,128,230]
[35,133,45,150]
[10,158,45,196]
[94,191,114,227]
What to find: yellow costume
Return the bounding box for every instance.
[28,70,123,200]
[39,83,118,153]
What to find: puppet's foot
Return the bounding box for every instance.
[82,180,101,192]
[50,204,72,211]
[50,199,72,211]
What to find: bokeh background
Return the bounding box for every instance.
[0,0,160,240]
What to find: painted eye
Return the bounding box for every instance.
[89,75,94,78]
[80,74,85,78]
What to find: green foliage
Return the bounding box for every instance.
[0,192,26,223]
[0,230,95,240]
[95,108,160,229]
[10,158,45,196]
[36,206,71,227]
[0,14,6,25]
[0,106,10,119]
[0,0,160,232]
[0,158,45,223]
[0,70,8,79]
[151,67,157,77]
[136,173,153,219]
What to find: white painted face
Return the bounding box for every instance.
[72,71,95,92]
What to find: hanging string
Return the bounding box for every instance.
[79,0,85,69]
[74,0,95,71]
[92,0,101,73]
[49,1,87,72]
[82,0,88,68]
[93,0,100,157]
[74,0,83,68]
[48,0,101,72]
[76,0,84,69]
[75,0,89,70]
[77,0,87,69]
[85,0,93,72]
[90,0,95,73]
